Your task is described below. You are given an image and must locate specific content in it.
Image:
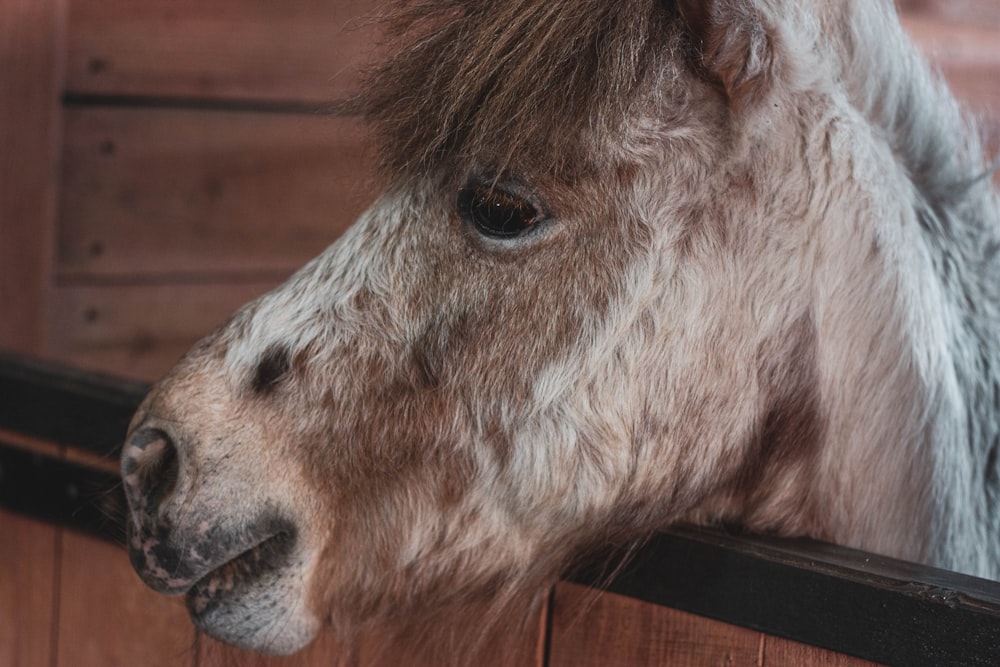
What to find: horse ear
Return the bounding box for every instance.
[676,0,775,110]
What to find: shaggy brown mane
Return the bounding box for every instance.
[362,0,674,179]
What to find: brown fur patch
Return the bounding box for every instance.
[249,344,292,395]
[731,312,826,525]
[361,0,674,179]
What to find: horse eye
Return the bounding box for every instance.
[458,183,540,239]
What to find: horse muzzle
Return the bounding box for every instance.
[121,422,319,655]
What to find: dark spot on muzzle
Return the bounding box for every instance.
[128,514,297,596]
[127,520,211,595]
[250,344,292,395]
[186,529,298,617]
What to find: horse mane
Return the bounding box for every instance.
[843,2,1000,325]
[837,3,995,212]
[360,0,673,179]
[832,2,1000,572]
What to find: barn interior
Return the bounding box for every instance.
[1,0,999,664]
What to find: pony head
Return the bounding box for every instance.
[122,0,998,656]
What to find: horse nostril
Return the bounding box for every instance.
[121,427,181,516]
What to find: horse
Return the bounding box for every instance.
[120,0,1000,658]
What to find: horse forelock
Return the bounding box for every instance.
[361,0,676,179]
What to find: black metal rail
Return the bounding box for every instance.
[0,445,125,544]
[2,351,999,666]
[0,351,145,544]
[0,351,147,458]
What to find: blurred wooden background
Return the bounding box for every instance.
[1,0,998,665]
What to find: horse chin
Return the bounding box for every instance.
[184,533,321,655]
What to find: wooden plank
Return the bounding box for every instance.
[198,597,547,666]
[763,636,882,667]
[0,0,64,354]
[64,0,1000,109]
[0,427,64,459]
[66,0,381,104]
[0,509,56,667]
[0,3,66,660]
[47,281,280,380]
[55,529,196,667]
[58,107,376,281]
[548,583,883,667]
[548,582,762,667]
[897,0,1000,27]
[573,526,1000,667]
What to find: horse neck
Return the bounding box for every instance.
[807,0,1000,577]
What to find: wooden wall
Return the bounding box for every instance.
[1,1,998,665]
[2,0,996,384]
[50,0,383,381]
[5,0,1000,381]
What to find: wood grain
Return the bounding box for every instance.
[66,0,381,104]
[548,582,886,667]
[547,582,763,667]
[763,636,884,667]
[198,598,547,666]
[897,0,1000,27]
[198,595,547,666]
[0,1,64,657]
[58,107,377,280]
[0,509,56,667]
[55,529,196,667]
[0,0,64,354]
[47,281,281,381]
